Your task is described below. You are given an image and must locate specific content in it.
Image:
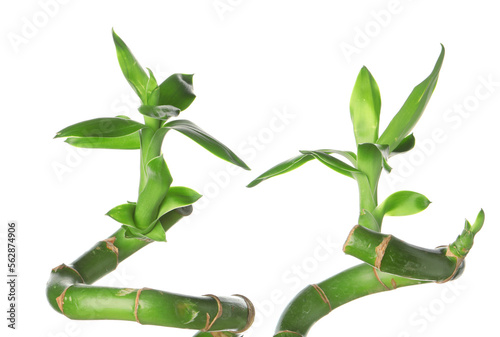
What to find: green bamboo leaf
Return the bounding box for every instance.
[158,73,196,111]
[377,45,445,152]
[328,149,358,166]
[471,209,485,234]
[55,117,145,139]
[65,131,141,149]
[300,150,361,179]
[390,133,416,157]
[350,66,381,144]
[112,29,149,102]
[359,209,380,232]
[155,186,202,221]
[106,203,137,228]
[138,105,181,120]
[142,222,167,242]
[247,149,356,188]
[374,191,431,221]
[247,153,314,188]
[145,68,159,105]
[134,155,173,230]
[163,119,250,170]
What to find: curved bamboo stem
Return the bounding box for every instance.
[274,264,428,336]
[46,208,254,332]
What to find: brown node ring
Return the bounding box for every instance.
[103,237,120,268]
[437,246,465,284]
[372,267,390,290]
[232,294,256,333]
[375,235,392,269]
[134,288,146,324]
[311,284,332,311]
[56,286,71,315]
[202,294,223,332]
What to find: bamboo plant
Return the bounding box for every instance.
[248,45,484,337]
[46,30,254,336]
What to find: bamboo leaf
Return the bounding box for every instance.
[390,133,416,157]
[359,209,380,232]
[142,222,167,242]
[134,155,173,230]
[65,131,141,149]
[247,149,356,188]
[55,117,145,138]
[377,45,445,152]
[350,66,381,144]
[471,209,485,234]
[163,119,250,170]
[300,150,361,179]
[158,73,196,111]
[112,29,149,102]
[138,105,181,120]
[145,68,159,105]
[106,202,136,228]
[247,153,315,188]
[374,191,431,221]
[155,186,202,221]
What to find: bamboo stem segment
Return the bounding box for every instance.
[46,208,254,332]
[274,264,428,336]
[343,224,462,282]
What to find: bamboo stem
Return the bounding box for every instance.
[273,264,428,336]
[46,208,254,332]
[343,225,463,282]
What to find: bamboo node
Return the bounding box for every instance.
[311,284,332,311]
[372,267,390,290]
[134,288,144,324]
[343,225,360,252]
[202,294,223,331]
[56,286,71,315]
[232,294,255,333]
[375,235,392,269]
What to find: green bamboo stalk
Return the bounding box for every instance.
[47,208,255,332]
[248,45,484,336]
[50,30,255,335]
[274,264,428,337]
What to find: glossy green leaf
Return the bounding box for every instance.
[106,203,137,228]
[158,73,196,111]
[390,133,416,157]
[142,222,167,242]
[358,209,380,232]
[374,190,431,222]
[65,131,141,149]
[112,29,149,102]
[138,105,181,120]
[145,68,159,105]
[55,117,145,139]
[247,153,315,188]
[134,155,172,230]
[300,150,361,179]
[377,45,445,152]
[155,186,202,221]
[472,209,485,234]
[247,149,356,188]
[350,66,381,144]
[163,119,250,170]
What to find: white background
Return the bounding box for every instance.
[1,1,499,336]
